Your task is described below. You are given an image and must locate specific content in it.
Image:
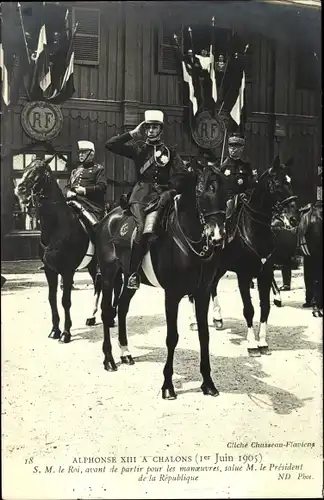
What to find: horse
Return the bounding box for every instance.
[189,157,297,357]
[298,202,323,317]
[14,156,102,343]
[96,167,227,399]
[268,195,300,307]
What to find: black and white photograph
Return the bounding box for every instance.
[1,1,322,498]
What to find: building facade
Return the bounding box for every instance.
[1,1,321,260]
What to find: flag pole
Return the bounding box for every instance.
[17,2,31,64]
[221,127,227,165]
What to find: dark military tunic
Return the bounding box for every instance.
[105,132,189,203]
[105,132,191,238]
[65,161,107,217]
[220,157,255,198]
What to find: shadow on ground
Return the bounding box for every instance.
[133,345,310,415]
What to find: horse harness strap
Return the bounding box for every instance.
[234,195,275,269]
[173,197,213,260]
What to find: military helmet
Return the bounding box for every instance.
[228,134,245,147]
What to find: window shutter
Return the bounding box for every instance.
[157,24,183,75]
[72,7,100,65]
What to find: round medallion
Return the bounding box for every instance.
[21,101,63,141]
[191,111,225,149]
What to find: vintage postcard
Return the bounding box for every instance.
[1,1,322,499]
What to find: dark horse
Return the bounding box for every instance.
[298,202,323,317]
[15,156,101,343]
[202,158,297,357]
[269,193,300,307]
[96,167,227,399]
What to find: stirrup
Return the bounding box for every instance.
[127,273,141,290]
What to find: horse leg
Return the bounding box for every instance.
[162,290,181,400]
[194,290,219,396]
[101,266,118,371]
[188,294,197,331]
[117,284,136,365]
[312,257,323,317]
[45,267,61,339]
[272,275,282,307]
[212,268,226,330]
[60,271,74,344]
[237,273,259,357]
[86,258,101,326]
[112,268,124,326]
[257,268,273,355]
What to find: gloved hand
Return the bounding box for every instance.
[66,190,76,199]
[158,189,177,208]
[75,186,86,195]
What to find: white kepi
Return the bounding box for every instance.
[78,140,95,152]
[144,110,164,124]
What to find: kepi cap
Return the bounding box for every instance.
[144,110,164,124]
[78,140,95,152]
[228,134,245,146]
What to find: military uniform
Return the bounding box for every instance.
[105,131,189,234]
[105,109,191,289]
[66,161,107,218]
[220,156,255,199]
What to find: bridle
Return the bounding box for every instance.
[174,167,226,258]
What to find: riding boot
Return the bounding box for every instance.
[127,235,151,290]
[226,198,235,242]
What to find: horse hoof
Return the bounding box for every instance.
[258,346,271,355]
[162,387,177,400]
[201,383,219,397]
[189,323,197,331]
[274,299,282,307]
[247,347,261,357]
[48,330,61,340]
[86,317,96,326]
[213,319,223,330]
[121,355,135,365]
[312,310,323,318]
[104,360,118,372]
[59,332,71,344]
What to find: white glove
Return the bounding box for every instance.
[75,186,86,195]
[66,190,76,199]
[130,121,145,139]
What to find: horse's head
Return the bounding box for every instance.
[14,155,55,207]
[258,157,299,227]
[196,167,227,248]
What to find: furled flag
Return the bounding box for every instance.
[48,22,77,104]
[230,64,245,126]
[0,41,10,106]
[29,24,51,100]
[209,23,218,106]
[181,59,198,116]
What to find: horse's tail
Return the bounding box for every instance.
[94,269,102,297]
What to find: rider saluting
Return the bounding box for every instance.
[105,110,191,290]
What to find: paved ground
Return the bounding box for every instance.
[1,263,323,499]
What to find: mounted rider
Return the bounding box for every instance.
[65,140,107,242]
[220,134,257,239]
[105,110,192,290]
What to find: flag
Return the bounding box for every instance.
[29,24,51,100]
[209,48,217,106]
[230,67,245,126]
[0,42,10,106]
[49,23,77,103]
[181,60,198,116]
